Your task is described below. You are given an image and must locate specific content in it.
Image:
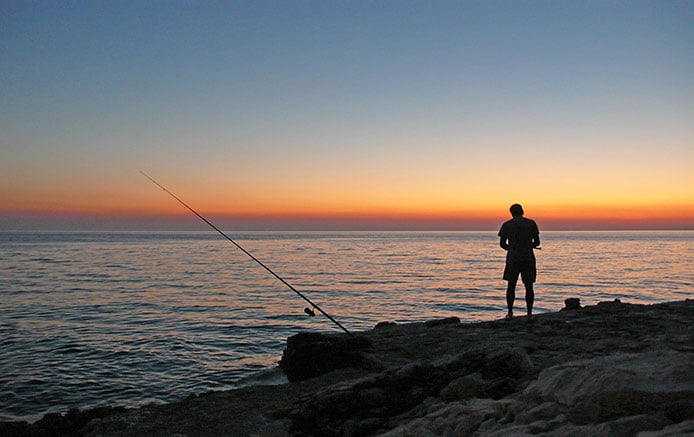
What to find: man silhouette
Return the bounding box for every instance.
[498,204,540,320]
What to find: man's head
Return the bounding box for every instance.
[510,203,524,217]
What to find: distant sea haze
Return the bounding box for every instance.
[1,231,692,421]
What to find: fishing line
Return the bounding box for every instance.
[140,171,353,336]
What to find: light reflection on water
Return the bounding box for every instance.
[0,230,692,421]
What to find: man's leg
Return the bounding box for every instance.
[521,259,536,319]
[524,282,534,318]
[506,279,517,318]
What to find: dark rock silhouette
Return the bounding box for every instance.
[563,297,581,310]
[1,406,126,437]
[3,300,692,436]
[279,332,372,382]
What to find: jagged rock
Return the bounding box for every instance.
[279,332,372,381]
[524,350,694,424]
[379,348,694,436]
[439,372,489,401]
[480,347,533,380]
[288,345,538,435]
[438,373,519,402]
[288,361,451,436]
[514,401,561,425]
[638,419,694,436]
[663,399,694,422]
[379,398,500,436]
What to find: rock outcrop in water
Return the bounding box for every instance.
[2,299,692,436]
[279,332,373,381]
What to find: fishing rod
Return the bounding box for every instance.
[140,171,353,336]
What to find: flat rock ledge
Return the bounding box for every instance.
[2,299,692,436]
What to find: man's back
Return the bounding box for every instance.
[499,216,539,261]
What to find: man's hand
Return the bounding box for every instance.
[500,238,509,251]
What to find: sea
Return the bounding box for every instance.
[1,230,692,422]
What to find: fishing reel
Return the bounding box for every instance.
[304,307,316,317]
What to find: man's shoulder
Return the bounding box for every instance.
[499,218,514,233]
[500,217,539,232]
[500,218,515,227]
[521,217,539,232]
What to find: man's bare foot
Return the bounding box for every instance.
[504,313,513,321]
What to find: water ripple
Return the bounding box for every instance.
[0,230,692,421]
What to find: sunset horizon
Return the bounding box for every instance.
[2,2,692,232]
[2,203,692,231]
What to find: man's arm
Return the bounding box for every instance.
[532,222,540,248]
[499,224,509,250]
[500,236,509,251]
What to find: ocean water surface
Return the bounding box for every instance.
[1,230,692,421]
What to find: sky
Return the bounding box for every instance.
[1,1,692,230]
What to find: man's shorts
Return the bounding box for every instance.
[503,259,536,284]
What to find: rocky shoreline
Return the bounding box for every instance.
[3,299,692,436]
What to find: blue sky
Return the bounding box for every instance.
[1,1,692,230]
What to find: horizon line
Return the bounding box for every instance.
[1,219,692,233]
[1,210,692,232]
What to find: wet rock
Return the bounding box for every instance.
[68,406,127,430]
[35,413,76,436]
[563,297,581,310]
[0,420,47,437]
[596,298,626,313]
[424,316,460,327]
[375,321,397,329]
[0,406,129,437]
[279,332,372,381]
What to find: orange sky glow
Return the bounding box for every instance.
[2,193,692,230]
[1,3,692,231]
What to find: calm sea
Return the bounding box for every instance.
[1,230,692,421]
